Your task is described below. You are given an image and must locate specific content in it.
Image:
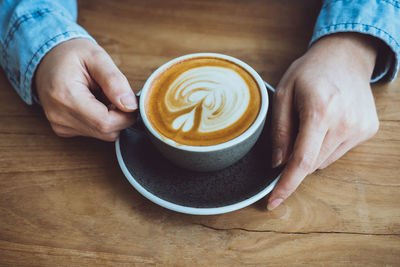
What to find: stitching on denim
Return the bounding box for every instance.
[4,9,53,49]
[323,0,400,9]
[382,0,400,8]
[22,30,79,89]
[316,22,400,50]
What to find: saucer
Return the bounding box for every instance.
[115,108,282,215]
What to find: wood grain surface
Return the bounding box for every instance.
[1,0,399,265]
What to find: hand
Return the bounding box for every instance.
[35,38,137,141]
[267,33,379,210]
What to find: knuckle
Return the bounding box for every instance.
[338,114,355,136]
[319,159,333,170]
[102,132,120,142]
[275,87,286,99]
[294,154,314,173]
[338,113,379,140]
[94,118,114,134]
[367,117,380,137]
[299,82,342,121]
[50,123,60,133]
[301,93,331,121]
[336,124,350,139]
[291,58,301,68]
[341,114,354,128]
[358,114,379,139]
[47,85,74,108]
[304,105,325,124]
[91,49,106,61]
[104,71,126,89]
[288,58,303,72]
[372,119,380,134]
[48,85,66,101]
[46,110,62,125]
[274,124,290,142]
[275,183,296,199]
[295,73,316,90]
[50,124,65,137]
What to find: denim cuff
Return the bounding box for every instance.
[0,7,95,105]
[311,0,400,82]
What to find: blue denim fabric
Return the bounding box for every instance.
[0,0,94,104]
[0,1,399,105]
[311,0,400,82]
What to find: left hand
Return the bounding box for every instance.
[267,33,380,210]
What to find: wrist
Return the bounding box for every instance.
[310,32,378,80]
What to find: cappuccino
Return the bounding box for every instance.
[145,56,261,146]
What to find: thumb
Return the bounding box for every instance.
[85,48,137,112]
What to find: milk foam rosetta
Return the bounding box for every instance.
[167,66,250,133]
[146,57,261,146]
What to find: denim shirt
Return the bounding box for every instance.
[0,0,94,104]
[1,0,399,105]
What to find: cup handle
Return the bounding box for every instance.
[263,80,275,93]
[128,91,145,132]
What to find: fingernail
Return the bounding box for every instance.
[272,147,282,168]
[120,92,137,110]
[267,198,283,211]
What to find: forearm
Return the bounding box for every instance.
[0,0,94,104]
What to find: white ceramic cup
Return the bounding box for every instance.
[139,53,269,172]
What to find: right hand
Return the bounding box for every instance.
[35,38,137,141]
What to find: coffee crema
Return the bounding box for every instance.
[145,57,261,146]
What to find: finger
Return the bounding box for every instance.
[69,84,136,137]
[85,48,137,112]
[319,141,353,169]
[311,129,342,171]
[69,112,131,142]
[88,129,122,142]
[103,109,137,131]
[75,104,136,138]
[271,74,296,168]
[50,123,80,138]
[63,113,126,141]
[65,123,121,142]
[267,115,327,210]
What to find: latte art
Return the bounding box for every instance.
[166,66,250,134]
[146,57,261,146]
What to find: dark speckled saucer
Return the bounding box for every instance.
[115,110,283,215]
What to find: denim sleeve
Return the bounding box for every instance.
[311,0,400,82]
[0,0,95,105]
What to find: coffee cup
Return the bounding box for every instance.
[138,53,269,172]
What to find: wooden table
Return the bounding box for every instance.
[1,0,399,265]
